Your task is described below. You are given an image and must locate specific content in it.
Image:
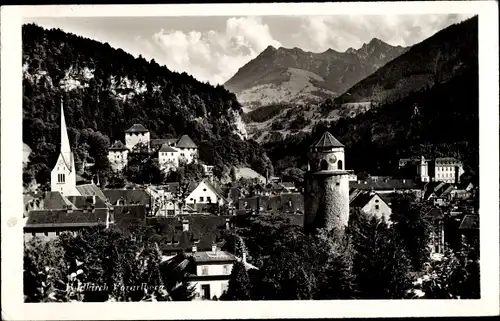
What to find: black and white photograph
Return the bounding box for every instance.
[1,2,499,320]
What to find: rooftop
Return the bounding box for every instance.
[159,144,178,153]
[24,208,108,229]
[102,189,151,206]
[125,124,149,133]
[191,250,237,263]
[176,135,197,149]
[311,132,344,149]
[350,178,420,191]
[109,140,128,151]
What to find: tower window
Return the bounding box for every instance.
[320,159,328,170]
[57,174,66,183]
[337,160,343,170]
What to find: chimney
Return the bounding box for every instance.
[192,245,197,253]
[212,244,218,253]
[266,169,269,185]
[106,208,110,229]
[182,219,189,232]
[402,179,406,184]
[357,180,361,184]
[92,193,96,205]
[225,218,230,230]
[242,252,247,263]
[66,205,73,213]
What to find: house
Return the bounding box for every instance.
[184,179,227,207]
[158,145,180,172]
[237,193,304,216]
[107,140,129,172]
[349,192,392,222]
[188,247,238,300]
[458,214,479,246]
[125,124,150,151]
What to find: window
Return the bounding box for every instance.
[337,160,343,170]
[375,205,380,210]
[207,197,212,203]
[201,266,209,276]
[31,232,36,237]
[56,231,60,236]
[57,173,66,183]
[320,159,328,170]
[200,196,204,202]
[223,265,230,274]
[44,231,48,236]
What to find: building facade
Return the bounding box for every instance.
[304,132,351,232]
[107,140,129,172]
[125,124,150,151]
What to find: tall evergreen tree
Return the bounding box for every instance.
[222,261,252,301]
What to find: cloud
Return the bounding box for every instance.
[134,16,281,85]
[292,14,474,52]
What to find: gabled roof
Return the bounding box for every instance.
[102,189,151,206]
[109,140,128,151]
[159,144,178,153]
[349,192,375,208]
[66,196,108,209]
[434,157,462,165]
[176,135,197,149]
[459,214,479,230]
[24,209,108,229]
[150,139,171,147]
[125,124,149,133]
[43,191,78,210]
[148,215,230,252]
[192,250,237,263]
[311,132,344,149]
[76,184,107,202]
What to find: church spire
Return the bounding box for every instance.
[60,99,73,171]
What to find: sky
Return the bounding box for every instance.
[25,14,473,85]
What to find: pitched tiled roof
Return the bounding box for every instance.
[311,132,344,149]
[66,196,108,209]
[238,193,304,214]
[350,192,375,208]
[435,157,462,165]
[192,250,237,263]
[102,189,151,206]
[350,178,421,191]
[164,183,180,193]
[112,205,147,232]
[150,139,171,147]
[459,214,479,230]
[148,215,230,253]
[159,144,178,153]
[109,140,128,151]
[426,208,444,220]
[176,135,197,148]
[76,184,107,201]
[25,209,108,229]
[125,124,148,133]
[43,192,77,210]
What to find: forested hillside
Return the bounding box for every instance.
[22,24,272,187]
[335,16,477,104]
[266,68,478,176]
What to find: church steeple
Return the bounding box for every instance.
[51,99,78,195]
[60,99,73,172]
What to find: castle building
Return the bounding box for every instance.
[125,124,150,151]
[50,102,79,195]
[107,140,129,172]
[414,156,464,184]
[304,132,351,232]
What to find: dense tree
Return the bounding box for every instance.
[390,193,433,271]
[222,261,252,301]
[347,209,413,299]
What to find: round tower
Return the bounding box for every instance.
[304,132,350,232]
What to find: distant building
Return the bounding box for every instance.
[349,177,422,199]
[108,123,201,173]
[107,140,129,172]
[349,191,392,222]
[401,156,465,184]
[125,124,150,151]
[184,179,227,207]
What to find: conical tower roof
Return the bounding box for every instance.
[311,131,344,149]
